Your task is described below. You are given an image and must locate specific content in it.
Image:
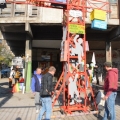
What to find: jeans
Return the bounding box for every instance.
[37,97,52,120]
[103,92,117,120]
[35,92,41,110]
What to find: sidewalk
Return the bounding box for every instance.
[0,78,120,120]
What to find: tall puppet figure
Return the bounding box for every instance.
[71,35,84,64]
[69,73,82,105]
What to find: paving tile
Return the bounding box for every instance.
[0,78,120,120]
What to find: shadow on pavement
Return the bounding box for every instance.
[0,106,35,108]
[15,117,21,120]
[94,113,103,120]
[0,81,13,107]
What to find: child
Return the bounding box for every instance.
[88,86,105,116]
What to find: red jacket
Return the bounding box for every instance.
[104,68,118,97]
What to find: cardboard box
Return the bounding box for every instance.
[91,19,107,30]
[90,9,106,21]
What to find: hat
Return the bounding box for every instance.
[104,62,112,67]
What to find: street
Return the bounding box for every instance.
[0,78,120,120]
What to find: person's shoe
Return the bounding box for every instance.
[36,110,39,114]
[74,98,82,103]
[76,99,82,103]
[70,101,75,105]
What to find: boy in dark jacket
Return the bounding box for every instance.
[37,66,56,120]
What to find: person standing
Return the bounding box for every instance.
[14,68,20,83]
[31,68,42,113]
[37,66,56,120]
[8,69,15,88]
[103,62,118,120]
[94,64,101,85]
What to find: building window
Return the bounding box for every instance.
[109,0,117,4]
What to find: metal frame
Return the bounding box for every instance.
[6,0,110,114]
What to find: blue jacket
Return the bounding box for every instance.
[31,71,42,92]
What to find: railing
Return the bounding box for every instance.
[0,2,38,17]
[0,0,119,19]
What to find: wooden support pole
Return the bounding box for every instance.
[106,41,112,62]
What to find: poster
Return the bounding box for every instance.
[69,24,85,34]
[12,57,23,67]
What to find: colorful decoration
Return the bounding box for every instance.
[91,19,107,30]
[90,9,107,30]
[90,9,106,21]
[12,82,24,93]
[69,24,85,34]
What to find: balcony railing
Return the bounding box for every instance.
[0,0,119,19]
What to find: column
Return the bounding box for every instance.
[25,22,33,92]
[106,41,112,62]
[25,37,32,92]
[0,30,3,40]
[0,30,4,78]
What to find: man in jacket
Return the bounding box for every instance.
[103,62,118,120]
[31,68,42,113]
[37,66,56,120]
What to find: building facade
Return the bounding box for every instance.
[0,0,120,90]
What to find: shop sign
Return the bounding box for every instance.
[12,57,23,66]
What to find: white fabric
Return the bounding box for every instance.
[9,70,15,79]
[69,74,79,97]
[91,52,96,67]
[71,35,83,64]
[96,90,105,107]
